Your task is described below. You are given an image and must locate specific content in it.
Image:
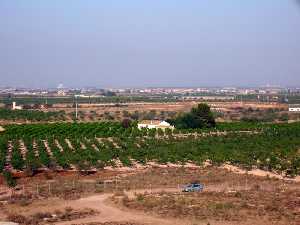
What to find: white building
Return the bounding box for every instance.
[57,89,66,96]
[0,126,5,133]
[138,120,175,130]
[12,102,23,110]
[289,105,300,112]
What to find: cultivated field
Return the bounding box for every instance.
[1,121,300,224]
[0,122,300,177]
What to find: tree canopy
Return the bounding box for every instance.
[167,103,216,129]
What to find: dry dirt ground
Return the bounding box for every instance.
[1,166,299,225]
[44,101,288,122]
[0,101,288,124]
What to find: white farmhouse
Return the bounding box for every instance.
[12,102,23,110]
[289,104,300,112]
[0,126,5,133]
[138,120,174,130]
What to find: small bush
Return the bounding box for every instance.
[3,170,16,187]
[136,193,145,202]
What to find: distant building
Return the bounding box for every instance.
[12,102,23,110]
[57,90,66,96]
[0,126,5,133]
[289,105,300,112]
[182,96,234,101]
[138,120,174,130]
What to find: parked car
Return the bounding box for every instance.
[182,183,204,192]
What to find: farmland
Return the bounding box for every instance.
[0,108,66,122]
[1,119,300,224]
[0,100,293,123]
[0,121,300,178]
[1,108,300,224]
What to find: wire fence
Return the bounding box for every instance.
[0,176,287,202]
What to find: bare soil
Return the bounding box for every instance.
[1,167,299,225]
[119,189,300,225]
[0,101,288,123]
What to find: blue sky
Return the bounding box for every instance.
[0,0,300,88]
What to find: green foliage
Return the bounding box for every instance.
[0,137,7,172]
[168,103,215,129]
[0,108,65,122]
[11,140,24,170]
[3,170,16,187]
[0,96,178,106]
[37,140,51,167]
[1,122,300,178]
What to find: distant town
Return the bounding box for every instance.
[0,85,299,101]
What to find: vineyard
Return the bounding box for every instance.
[1,122,300,177]
[0,108,66,122]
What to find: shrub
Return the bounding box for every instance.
[3,170,16,187]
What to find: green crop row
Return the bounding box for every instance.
[4,121,300,139]
[0,108,65,121]
[1,122,300,177]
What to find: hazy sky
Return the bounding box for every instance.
[0,0,300,88]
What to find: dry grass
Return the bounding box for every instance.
[120,189,300,224]
[2,167,294,203]
[2,167,300,225]
[6,207,99,225]
[119,167,290,191]
[74,222,144,225]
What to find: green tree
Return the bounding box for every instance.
[168,103,216,129]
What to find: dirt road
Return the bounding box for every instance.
[57,193,185,225]
[56,186,246,225]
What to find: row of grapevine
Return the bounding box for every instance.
[1,122,300,176]
[0,108,65,121]
[5,121,296,139]
[0,137,7,172]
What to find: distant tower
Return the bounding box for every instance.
[57,83,66,96]
[57,83,64,89]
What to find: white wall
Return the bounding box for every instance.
[138,124,157,129]
[289,108,300,112]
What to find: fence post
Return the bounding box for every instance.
[48,183,51,195]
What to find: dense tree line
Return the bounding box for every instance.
[0,96,178,105]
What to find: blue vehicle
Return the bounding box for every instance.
[182,183,204,192]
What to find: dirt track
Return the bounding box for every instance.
[57,193,177,225]
[2,165,298,225]
[57,186,247,225]
[57,188,186,225]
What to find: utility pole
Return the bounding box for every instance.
[75,95,78,120]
